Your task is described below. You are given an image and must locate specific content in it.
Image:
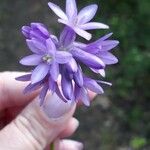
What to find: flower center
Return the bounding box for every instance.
[42,54,52,64]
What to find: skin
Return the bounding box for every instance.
[0,72,96,150]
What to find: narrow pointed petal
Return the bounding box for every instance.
[55,51,72,64]
[60,26,76,47]
[61,73,74,100]
[31,63,49,84]
[15,74,31,81]
[90,68,106,77]
[84,77,104,94]
[98,33,113,42]
[80,88,90,106]
[98,52,118,65]
[39,83,49,106]
[77,4,98,24]
[48,2,68,20]
[74,27,92,40]
[66,58,78,72]
[80,22,109,30]
[66,0,77,19]
[22,26,31,38]
[49,77,56,93]
[26,40,43,54]
[31,23,50,38]
[71,48,105,69]
[23,82,42,94]
[46,38,56,55]
[58,19,69,26]
[100,40,119,51]
[74,67,84,87]
[97,80,112,86]
[50,62,59,81]
[20,54,42,66]
[32,39,46,52]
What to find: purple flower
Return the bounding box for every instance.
[48,0,109,40]
[75,33,119,77]
[20,37,72,84]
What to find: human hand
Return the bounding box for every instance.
[0,72,96,150]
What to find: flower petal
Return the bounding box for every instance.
[80,22,109,30]
[39,83,49,106]
[23,82,42,94]
[77,4,98,24]
[59,26,76,47]
[26,40,43,54]
[20,54,42,66]
[74,27,92,40]
[50,62,59,81]
[66,0,77,19]
[66,58,78,72]
[49,77,57,93]
[31,63,49,84]
[80,88,90,106]
[15,74,31,81]
[74,67,84,87]
[55,51,72,64]
[61,73,74,100]
[71,48,105,69]
[90,68,106,77]
[84,77,104,94]
[48,2,68,20]
[22,26,31,38]
[98,52,118,65]
[46,38,56,55]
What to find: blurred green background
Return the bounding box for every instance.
[0,0,149,149]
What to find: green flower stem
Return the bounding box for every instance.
[50,143,54,150]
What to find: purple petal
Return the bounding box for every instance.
[26,40,43,54]
[80,22,109,30]
[50,62,59,81]
[98,33,113,42]
[66,0,77,19]
[100,40,119,51]
[74,67,84,87]
[84,77,104,94]
[58,19,69,26]
[77,4,98,24]
[32,39,46,52]
[39,83,49,106]
[22,26,31,38]
[31,23,50,38]
[98,52,118,65]
[49,77,57,93]
[20,54,42,66]
[61,73,74,100]
[15,74,31,81]
[66,58,78,72]
[80,88,90,106]
[74,27,92,40]
[97,80,112,86]
[31,63,49,84]
[46,38,56,55]
[24,82,42,94]
[48,2,68,20]
[55,51,72,64]
[59,26,76,47]
[90,68,106,77]
[71,48,105,69]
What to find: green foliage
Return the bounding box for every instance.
[130,137,147,149]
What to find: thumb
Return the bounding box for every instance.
[0,93,76,150]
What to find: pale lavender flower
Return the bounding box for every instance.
[74,33,119,77]
[48,0,109,40]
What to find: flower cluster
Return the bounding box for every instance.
[17,0,119,106]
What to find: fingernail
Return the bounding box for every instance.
[41,93,76,119]
[74,141,84,150]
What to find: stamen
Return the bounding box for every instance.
[42,54,52,64]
